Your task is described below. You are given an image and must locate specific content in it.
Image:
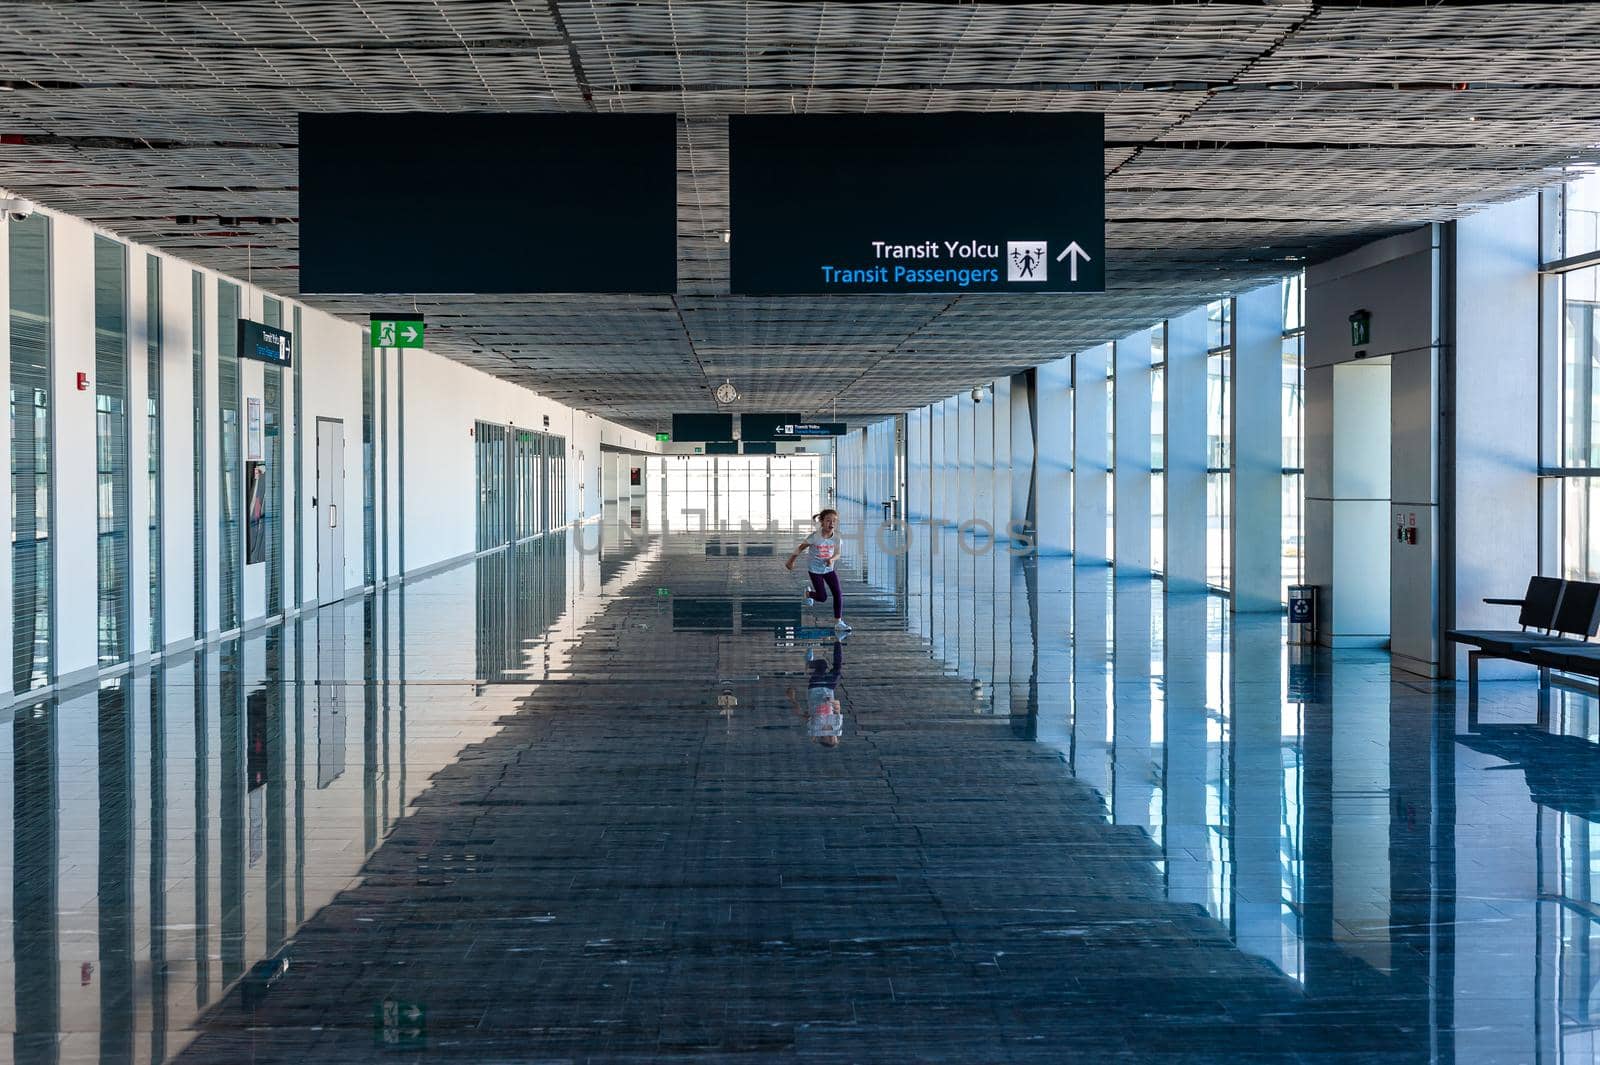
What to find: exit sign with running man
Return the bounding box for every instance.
[370,317,425,348]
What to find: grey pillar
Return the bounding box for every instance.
[1231,283,1284,611]
[992,376,1013,541]
[1009,370,1034,534]
[908,406,929,522]
[1035,356,1073,554]
[1111,580,1153,828]
[1114,328,1153,575]
[1165,307,1208,591]
[973,385,995,539]
[1231,615,1285,967]
[930,399,946,526]
[1074,343,1111,564]
[1162,592,1211,910]
[957,393,975,529]
[942,396,959,526]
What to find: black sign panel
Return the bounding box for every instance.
[704,440,739,455]
[739,412,803,441]
[772,422,845,438]
[299,113,677,294]
[238,319,292,367]
[672,413,733,442]
[730,113,1104,295]
[742,441,777,455]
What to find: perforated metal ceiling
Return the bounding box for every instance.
[3,1,1597,431]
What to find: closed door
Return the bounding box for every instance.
[316,419,345,603]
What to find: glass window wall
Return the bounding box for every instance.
[95,236,131,666]
[10,213,52,692]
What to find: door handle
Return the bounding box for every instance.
[329,504,337,529]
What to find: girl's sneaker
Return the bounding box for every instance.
[835,618,852,633]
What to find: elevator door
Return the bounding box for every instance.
[316,418,346,603]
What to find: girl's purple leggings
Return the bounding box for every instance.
[807,570,843,619]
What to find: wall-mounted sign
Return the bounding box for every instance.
[730,113,1104,295]
[300,112,677,294]
[655,431,671,443]
[246,397,264,460]
[1349,309,1372,346]
[371,317,424,348]
[772,422,845,438]
[238,319,292,367]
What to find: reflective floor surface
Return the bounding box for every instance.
[0,503,1595,1062]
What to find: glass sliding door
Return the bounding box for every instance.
[263,297,284,617]
[147,254,163,651]
[191,271,206,639]
[10,213,53,692]
[95,236,131,667]
[217,279,241,632]
[362,332,376,585]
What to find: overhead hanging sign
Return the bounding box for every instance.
[238,319,293,367]
[371,317,424,348]
[772,422,845,438]
[729,113,1104,295]
[299,112,677,294]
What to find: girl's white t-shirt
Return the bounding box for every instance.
[806,532,840,574]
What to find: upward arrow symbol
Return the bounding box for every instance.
[1055,241,1092,282]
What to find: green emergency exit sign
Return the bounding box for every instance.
[656,432,671,442]
[371,318,425,348]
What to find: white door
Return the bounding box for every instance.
[316,419,345,603]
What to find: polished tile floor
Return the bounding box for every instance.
[0,505,1595,1062]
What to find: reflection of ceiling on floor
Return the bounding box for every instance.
[4,1,1598,430]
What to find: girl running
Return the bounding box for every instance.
[786,509,851,632]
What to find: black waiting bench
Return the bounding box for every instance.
[1448,575,1600,702]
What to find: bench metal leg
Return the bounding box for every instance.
[1537,666,1551,729]
[1466,651,1481,728]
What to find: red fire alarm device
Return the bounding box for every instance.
[76,372,89,391]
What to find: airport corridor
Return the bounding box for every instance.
[0,509,1554,1061]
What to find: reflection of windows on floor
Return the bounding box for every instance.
[647,455,823,530]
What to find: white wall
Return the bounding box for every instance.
[3,202,653,697]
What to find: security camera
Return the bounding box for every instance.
[1,198,35,222]
[970,387,983,403]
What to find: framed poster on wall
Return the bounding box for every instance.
[245,460,267,565]
[247,396,264,461]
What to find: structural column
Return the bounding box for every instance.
[992,376,1013,540]
[1073,343,1111,564]
[1231,283,1283,611]
[906,407,927,521]
[0,216,11,694]
[956,393,975,529]
[1165,307,1208,591]
[1113,329,1152,575]
[973,387,995,537]
[1034,356,1072,554]
[1009,370,1034,537]
[942,395,959,526]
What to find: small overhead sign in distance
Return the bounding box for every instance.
[739,412,803,441]
[772,422,845,438]
[656,431,672,443]
[730,113,1104,295]
[672,413,734,442]
[370,316,425,348]
[237,319,292,367]
[299,113,677,294]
